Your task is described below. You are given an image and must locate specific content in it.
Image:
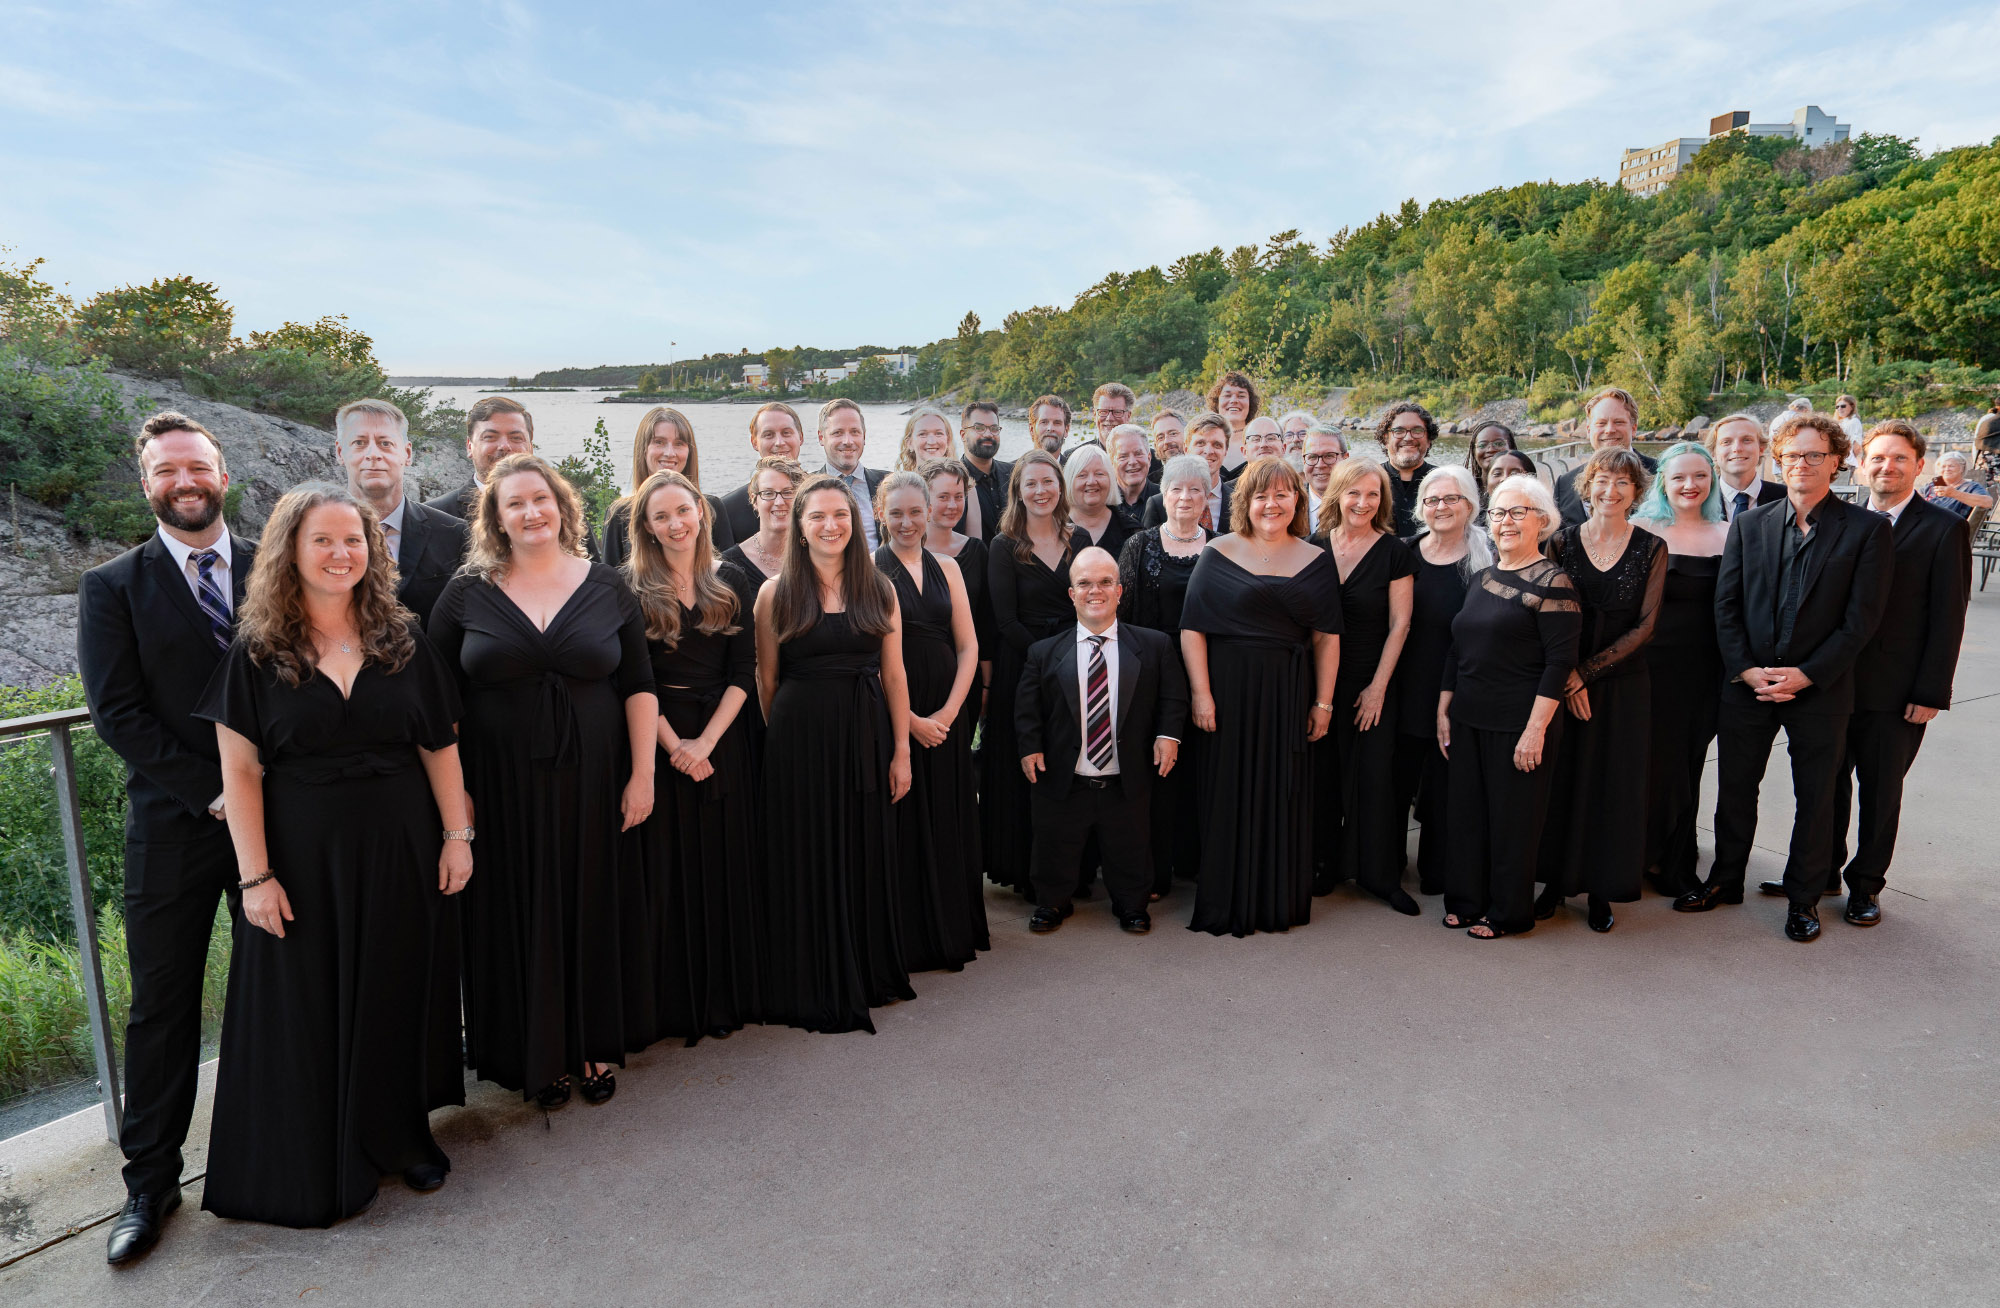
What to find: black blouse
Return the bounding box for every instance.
[647,601,754,699]
[1546,526,1667,685]
[989,527,1092,653]
[1117,527,1206,636]
[1396,539,1472,732]
[1443,557,1582,733]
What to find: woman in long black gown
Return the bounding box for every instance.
[428,455,657,1107]
[1633,442,1730,897]
[623,471,761,1043]
[1394,466,1487,896]
[198,484,471,1227]
[920,458,992,699]
[985,451,1090,895]
[1180,457,1343,937]
[876,471,987,969]
[755,476,916,1033]
[601,405,733,564]
[1314,459,1418,912]
[1537,448,1666,933]
[1117,453,1211,898]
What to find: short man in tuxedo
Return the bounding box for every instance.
[1017,548,1187,934]
[958,400,1010,542]
[816,398,888,550]
[1142,413,1233,532]
[717,401,806,542]
[333,398,467,625]
[1706,412,1785,523]
[1756,421,1969,924]
[1555,387,1660,526]
[423,394,534,522]
[1679,414,1893,942]
[1302,424,1349,531]
[78,412,257,1263]
[1030,393,1071,456]
[1379,403,1439,536]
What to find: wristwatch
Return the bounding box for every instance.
[1312,701,1334,712]
[443,827,476,842]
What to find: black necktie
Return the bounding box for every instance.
[1734,491,1750,519]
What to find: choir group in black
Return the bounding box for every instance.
[80,374,1971,1257]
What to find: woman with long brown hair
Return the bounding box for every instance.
[196,484,470,1226]
[754,475,916,1033]
[602,406,734,564]
[428,454,657,1106]
[625,471,761,1042]
[983,450,1090,895]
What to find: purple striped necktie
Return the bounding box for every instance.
[1085,634,1113,770]
[190,549,232,654]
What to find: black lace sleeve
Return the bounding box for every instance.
[1117,530,1148,627]
[1530,565,1583,700]
[1576,533,1667,685]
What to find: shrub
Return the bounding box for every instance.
[555,417,620,533]
[0,344,133,507]
[0,677,129,943]
[184,346,387,427]
[72,276,233,378]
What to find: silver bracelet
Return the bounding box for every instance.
[238,870,276,890]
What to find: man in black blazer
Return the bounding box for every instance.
[1555,387,1660,526]
[423,394,535,523]
[816,398,889,550]
[78,413,256,1263]
[1758,422,1969,924]
[334,398,468,625]
[717,400,807,543]
[1142,414,1233,532]
[958,400,1011,542]
[1707,412,1786,523]
[1678,414,1893,942]
[1016,547,1188,934]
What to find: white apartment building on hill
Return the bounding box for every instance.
[1618,105,1851,196]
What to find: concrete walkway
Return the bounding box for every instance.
[6,598,1999,1306]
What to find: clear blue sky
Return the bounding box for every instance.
[4,1,1994,374]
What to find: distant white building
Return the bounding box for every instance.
[1618,106,1852,196]
[808,366,854,384]
[741,363,770,389]
[875,353,917,377]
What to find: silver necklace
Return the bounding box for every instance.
[1162,524,1202,543]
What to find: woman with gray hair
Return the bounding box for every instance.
[1921,449,1995,519]
[1392,464,1487,897]
[1065,441,1135,559]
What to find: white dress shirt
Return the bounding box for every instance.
[1869,489,1915,526]
[1206,475,1224,532]
[156,525,235,615]
[1307,488,1324,532]
[378,496,407,564]
[826,466,880,551]
[1073,620,1120,777]
[1719,472,1763,522]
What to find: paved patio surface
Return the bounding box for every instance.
[5,597,1998,1307]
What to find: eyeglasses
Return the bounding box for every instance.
[1073,580,1119,593]
[963,423,1002,436]
[1302,452,1346,466]
[1421,493,1470,508]
[752,488,796,503]
[1386,426,1429,439]
[1093,409,1130,421]
[1776,451,1832,467]
[1487,505,1543,522]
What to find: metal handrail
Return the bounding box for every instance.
[1,705,123,1142]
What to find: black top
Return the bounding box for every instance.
[647,601,754,700]
[1395,540,1472,732]
[1652,553,1722,668]
[1180,549,1345,645]
[1546,526,1667,684]
[1116,527,1205,636]
[1080,511,1136,563]
[989,527,1092,653]
[1443,558,1582,732]
[1388,463,1437,537]
[964,457,1013,543]
[1320,533,1417,690]
[1852,494,1972,711]
[874,545,955,652]
[601,492,735,567]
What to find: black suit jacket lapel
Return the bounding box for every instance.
[145,534,218,644]
[1053,638,1082,726]
[396,501,430,595]
[1115,634,1138,732]
[1798,500,1848,604]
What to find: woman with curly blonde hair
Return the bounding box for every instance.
[196,482,471,1225]
[429,454,659,1108]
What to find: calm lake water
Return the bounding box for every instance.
[420,387,1040,494]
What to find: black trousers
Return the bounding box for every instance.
[1833,708,1928,898]
[1392,731,1450,895]
[1032,777,1152,918]
[119,829,240,1198]
[1445,721,1561,934]
[1709,690,1847,907]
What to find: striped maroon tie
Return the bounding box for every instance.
[1085,634,1113,770]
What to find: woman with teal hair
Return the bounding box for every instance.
[1634,441,1729,896]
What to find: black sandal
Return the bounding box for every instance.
[1467,917,1507,940]
[535,1077,572,1110]
[1441,912,1470,929]
[579,1066,617,1105]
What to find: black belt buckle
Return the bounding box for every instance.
[1076,774,1114,790]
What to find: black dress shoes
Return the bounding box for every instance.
[1118,913,1151,934]
[106,1186,180,1264]
[1757,880,1787,896]
[1366,886,1422,916]
[1844,894,1882,927]
[1785,903,1822,942]
[1534,885,1564,920]
[404,1162,449,1192]
[1587,897,1614,932]
[1672,884,1744,913]
[1029,904,1072,933]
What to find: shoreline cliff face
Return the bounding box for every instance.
[0,374,474,689]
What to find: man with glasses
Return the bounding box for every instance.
[1083,383,1135,453]
[959,400,1011,543]
[1302,424,1348,529]
[1679,413,1893,943]
[1378,403,1439,536]
[719,401,807,541]
[1555,387,1659,526]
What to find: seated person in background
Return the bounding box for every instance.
[1919,450,1993,520]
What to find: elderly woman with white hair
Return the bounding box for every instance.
[1065,441,1136,559]
[1107,423,1161,524]
[1391,464,1488,897]
[1438,473,1581,939]
[1921,448,1994,519]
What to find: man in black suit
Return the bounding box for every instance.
[1378,403,1440,535]
[1016,547,1188,934]
[1555,387,1660,526]
[78,412,256,1263]
[958,400,1011,542]
[422,394,534,522]
[1707,412,1786,523]
[1678,414,1893,942]
[334,398,467,625]
[1755,421,1969,924]
[816,398,889,550]
[1143,414,1233,532]
[717,400,807,543]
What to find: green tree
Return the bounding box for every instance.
[72,275,234,377]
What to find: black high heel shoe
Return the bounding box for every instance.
[1534,885,1563,920]
[1587,896,1614,932]
[534,1077,572,1110]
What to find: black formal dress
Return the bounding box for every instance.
[427,565,655,1095]
[1442,559,1582,934]
[984,528,1090,894]
[876,546,987,971]
[1392,543,1469,896]
[1644,551,1723,896]
[939,535,993,665]
[1538,527,1665,905]
[763,606,914,1033]
[1180,549,1345,936]
[645,602,761,1043]
[1118,528,1206,893]
[1315,533,1418,899]
[1079,512,1136,563]
[194,634,460,1227]
[601,492,735,566]
[78,529,255,1202]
